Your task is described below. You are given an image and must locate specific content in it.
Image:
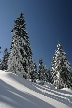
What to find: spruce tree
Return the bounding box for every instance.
[44,66,52,82]
[38,59,52,82]
[30,60,37,82]
[38,58,45,80]
[7,13,32,78]
[1,48,9,70]
[51,41,71,89]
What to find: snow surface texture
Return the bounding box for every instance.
[0,70,72,108]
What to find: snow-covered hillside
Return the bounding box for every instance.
[0,70,72,108]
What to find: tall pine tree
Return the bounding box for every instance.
[38,58,44,80]
[30,60,38,82]
[7,13,32,78]
[44,65,52,82]
[51,41,71,89]
[1,48,9,70]
[38,59,51,82]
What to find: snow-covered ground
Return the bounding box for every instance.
[0,70,72,108]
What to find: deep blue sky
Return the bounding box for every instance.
[0,0,72,70]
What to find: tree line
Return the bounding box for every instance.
[0,13,72,89]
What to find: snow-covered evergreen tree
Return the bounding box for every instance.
[44,66,52,82]
[51,41,71,89]
[1,48,9,70]
[38,58,44,80]
[30,60,38,82]
[38,58,51,82]
[7,13,32,78]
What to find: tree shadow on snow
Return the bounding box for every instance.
[8,72,46,94]
[0,79,55,108]
[6,72,72,107]
[32,82,72,107]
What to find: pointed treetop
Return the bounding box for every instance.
[57,40,62,50]
[4,48,8,52]
[39,58,43,64]
[20,12,24,18]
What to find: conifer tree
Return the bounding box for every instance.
[1,48,9,70]
[30,60,38,82]
[44,66,52,82]
[38,59,51,82]
[51,41,71,89]
[7,13,32,78]
[38,58,45,80]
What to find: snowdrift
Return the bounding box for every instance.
[0,70,72,108]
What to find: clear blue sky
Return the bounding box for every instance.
[0,0,72,70]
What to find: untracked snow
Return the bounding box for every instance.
[0,70,72,108]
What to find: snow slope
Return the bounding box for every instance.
[0,70,72,108]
